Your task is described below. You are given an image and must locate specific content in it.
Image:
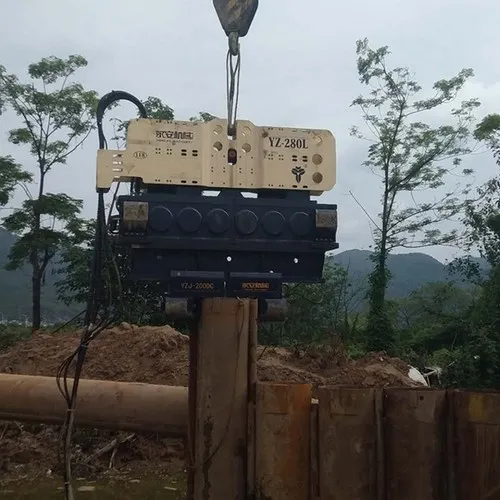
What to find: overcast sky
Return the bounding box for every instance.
[1,0,499,263]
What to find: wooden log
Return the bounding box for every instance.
[0,373,188,435]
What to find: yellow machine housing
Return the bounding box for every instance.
[96,118,336,195]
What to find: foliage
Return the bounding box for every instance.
[142,96,175,121]
[260,264,365,346]
[53,217,95,306]
[0,323,32,350]
[443,323,500,390]
[111,95,175,147]
[463,181,500,266]
[439,117,500,389]
[189,112,217,123]
[0,321,78,350]
[394,281,477,355]
[110,93,215,147]
[351,38,480,352]
[0,55,98,329]
[461,114,500,266]
[54,214,165,325]
[466,266,500,389]
[474,113,500,156]
[0,156,32,207]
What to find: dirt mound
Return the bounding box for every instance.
[0,325,418,481]
[0,325,417,390]
[0,324,190,387]
[255,342,418,390]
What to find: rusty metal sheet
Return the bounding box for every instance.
[256,382,312,500]
[384,388,447,500]
[247,299,258,499]
[453,390,500,500]
[310,400,320,500]
[186,320,199,500]
[193,298,251,500]
[318,386,379,500]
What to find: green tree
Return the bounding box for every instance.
[395,281,476,355]
[190,111,217,123]
[475,113,500,155]
[110,103,216,147]
[351,38,480,352]
[441,114,500,389]
[111,96,175,147]
[55,216,168,326]
[0,55,98,330]
[443,268,500,389]
[461,114,500,266]
[260,264,365,346]
[0,156,32,208]
[54,217,95,306]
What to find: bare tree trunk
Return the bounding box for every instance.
[366,181,395,352]
[31,172,44,333]
[31,271,42,332]
[366,250,394,353]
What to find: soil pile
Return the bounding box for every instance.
[0,324,418,480]
[0,323,418,389]
[0,324,190,387]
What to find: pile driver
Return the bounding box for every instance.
[58,1,338,498]
[92,9,338,316]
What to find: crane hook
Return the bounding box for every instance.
[213,0,259,38]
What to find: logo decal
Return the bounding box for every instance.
[155,130,194,140]
[133,151,147,159]
[291,166,305,183]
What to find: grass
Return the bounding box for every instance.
[0,473,186,499]
[0,324,33,350]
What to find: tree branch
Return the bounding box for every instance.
[348,190,381,231]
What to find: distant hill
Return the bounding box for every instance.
[330,249,488,299]
[0,228,488,322]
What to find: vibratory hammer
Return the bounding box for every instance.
[93,0,339,319]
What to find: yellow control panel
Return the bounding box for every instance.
[96,118,336,195]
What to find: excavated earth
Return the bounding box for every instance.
[0,323,419,482]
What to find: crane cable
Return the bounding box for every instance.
[226,32,241,139]
[57,90,148,500]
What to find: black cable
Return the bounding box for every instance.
[96,90,147,149]
[58,90,148,500]
[96,90,147,197]
[51,310,86,336]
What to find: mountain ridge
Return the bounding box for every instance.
[329,249,487,300]
[0,228,487,322]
